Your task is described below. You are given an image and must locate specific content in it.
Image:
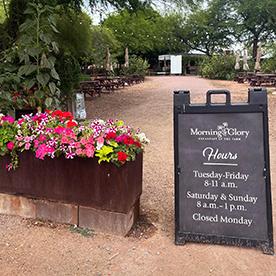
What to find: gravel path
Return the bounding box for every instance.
[0,76,275,275]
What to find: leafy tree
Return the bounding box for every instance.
[177,0,234,56]
[90,26,120,66]
[262,43,276,73]
[103,8,187,61]
[103,8,160,55]
[0,1,8,23]
[5,0,28,41]
[54,10,93,106]
[229,0,276,60]
[88,0,151,11]
[55,10,92,59]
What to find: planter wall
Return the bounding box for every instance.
[0,152,143,235]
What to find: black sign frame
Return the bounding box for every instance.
[174,88,274,255]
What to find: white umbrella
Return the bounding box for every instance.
[124,47,129,68]
[105,47,111,71]
[243,49,249,71]
[254,44,262,72]
[234,51,240,70]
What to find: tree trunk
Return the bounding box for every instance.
[252,37,259,61]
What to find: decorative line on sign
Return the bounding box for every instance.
[203,163,238,167]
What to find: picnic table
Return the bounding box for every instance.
[79,75,145,98]
[234,73,276,87]
[249,74,276,87]
[79,80,103,99]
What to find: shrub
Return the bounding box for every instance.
[199,55,236,80]
[55,53,81,108]
[262,58,276,73]
[122,56,149,77]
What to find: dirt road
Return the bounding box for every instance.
[0,76,275,275]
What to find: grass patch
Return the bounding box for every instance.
[69,225,94,237]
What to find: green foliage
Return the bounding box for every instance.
[0,121,17,157]
[88,0,151,11]
[95,145,114,164]
[103,8,159,55]
[179,0,234,56]
[55,11,92,59]
[55,53,81,105]
[103,8,187,61]
[0,2,7,23]
[262,44,276,73]
[262,59,276,73]
[69,225,94,237]
[5,0,28,41]
[0,2,61,111]
[199,55,236,80]
[122,55,149,76]
[229,0,276,59]
[90,26,120,66]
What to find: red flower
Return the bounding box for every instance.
[106,132,116,140]
[51,110,73,121]
[117,151,128,162]
[66,120,78,128]
[6,142,14,151]
[63,111,73,120]
[52,110,63,117]
[134,141,141,148]
[123,136,134,145]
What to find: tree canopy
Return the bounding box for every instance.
[229,0,276,59]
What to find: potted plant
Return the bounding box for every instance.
[0,111,149,234]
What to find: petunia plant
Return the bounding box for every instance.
[0,110,149,171]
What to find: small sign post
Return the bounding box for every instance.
[174,88,274,254]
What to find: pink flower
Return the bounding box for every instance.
[18,142,24,147]
[16,136,24,141]
[75,142,81,149]
[61,136,69,144]
[115,134,126,143]
[6,142,14,151]
[54,126,65,134]
[38,135,46,141]
[2,115,14,124]
[34,140,39,148]
[5,163,13,171]
[96,137,104,150]
[76,148,84,156]
[80,138,88,145]
[35,144,55,160]
[18,118,24,125]
[24,136,31,143]
[86,148,94,158]
[35,144,48,160]
[25,143,31,150]
[88,136,94,144]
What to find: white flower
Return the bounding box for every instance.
[137,132,150,144]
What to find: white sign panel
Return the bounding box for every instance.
[170,55,182,74]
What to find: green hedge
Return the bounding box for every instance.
[199,55,236,80]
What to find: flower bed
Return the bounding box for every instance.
[0,111,148,234]
[0,110,149,171]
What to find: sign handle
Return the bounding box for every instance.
[206,90,231,105]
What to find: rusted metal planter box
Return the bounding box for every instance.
[0,152,143,235]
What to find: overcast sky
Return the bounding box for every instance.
[82,0,179,25]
